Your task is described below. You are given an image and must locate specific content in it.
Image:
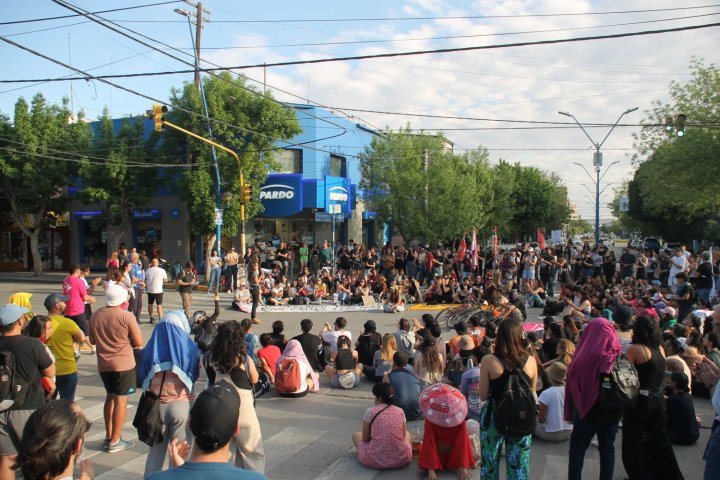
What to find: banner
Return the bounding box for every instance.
[456,235,467,262]
[471,228,478,270]
[493,226,498,257]
[537,227,546,250]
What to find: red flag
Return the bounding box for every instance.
[493,226,499,256]
[456,235,467,262]
[537,227,546,250]
[471,228,478,270]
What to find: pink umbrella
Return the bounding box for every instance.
[419,383,468,427]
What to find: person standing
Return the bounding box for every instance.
[622,316,684,480]
[44,293,87,400]
[62,264,96,342]
[88,284,143,453]
[0,304,55,480]
[208,250,223,293]
[248,260,261,325]
[225,248,240,293]
[129,253,146,324]
[668,248,687,295]
[145,258,168,324]
[176,262,197,320]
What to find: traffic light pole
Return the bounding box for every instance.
[160,119,247,258]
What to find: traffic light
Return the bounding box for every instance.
[145,104,168,132]
[240,183,252,204]
[664,116,674,133]
[674,113,686,137]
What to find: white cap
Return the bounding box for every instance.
[105,284,129,307]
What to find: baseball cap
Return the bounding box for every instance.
[660,306,677,317]
[0,304,29,326]
[190,381,240,451]
[670,372,690,393]
[651,293,663,302]
[44,293,70,311]
[105,284,128,307]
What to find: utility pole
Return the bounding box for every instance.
[194,1,203,87]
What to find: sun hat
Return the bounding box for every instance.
[546,361,568,386]
[105,284,129,307]
[420,383,468,427]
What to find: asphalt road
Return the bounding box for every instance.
[0,276,712,480]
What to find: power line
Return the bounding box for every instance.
[0,1,181,25]
[2,21,718,83]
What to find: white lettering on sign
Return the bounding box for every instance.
[260,184,295,200]
[328,186,348,202]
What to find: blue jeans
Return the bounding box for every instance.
[209,267,221,291]
[697,288,711,305]
[705,420,720,480]
[56,372,78,400]
[568,413,619,480]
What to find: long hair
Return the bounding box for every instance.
[25,315,51,341]
[557,339,576,366]
[379,333,397,362]
[632,316,661,348]
[14,400,90,480]
[421,340,443,375]
[210,320,247,373]
[494,318,528,370]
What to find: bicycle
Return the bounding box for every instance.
[435,300,496,330]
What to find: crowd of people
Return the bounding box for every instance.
[0,237,719,480]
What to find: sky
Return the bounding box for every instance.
[1,0,719,222]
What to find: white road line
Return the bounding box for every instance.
[264,426,327,472]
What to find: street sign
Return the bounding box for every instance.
[214,208,223,226]
[315,212,344,223]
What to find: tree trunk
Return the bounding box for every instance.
[106,218,130,258]
[29,229,43,277]
[204,233,216,281]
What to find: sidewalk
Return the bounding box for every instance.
[0,270,67,283]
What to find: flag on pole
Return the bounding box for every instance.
[471,228,478,270]
[456,235,467,262]
[493,226,499,257]
[537,227,546,250]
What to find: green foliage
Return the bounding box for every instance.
[164,73,301,236]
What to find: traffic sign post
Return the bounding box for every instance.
[214,208,223,226]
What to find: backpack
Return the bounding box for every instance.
[490,357,537,437]
[0,350,24,411]
[599,354,639,411]
[275,358,302,394]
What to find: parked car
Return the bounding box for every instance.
[641,237,661,252]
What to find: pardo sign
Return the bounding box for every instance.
[328,186,348,202]
[260,184,295,200]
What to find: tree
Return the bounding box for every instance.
[164,72,301,273]
[627,59,720,241]
[0,94,92,275]
[360,129,494,242]
[79,109,159,255]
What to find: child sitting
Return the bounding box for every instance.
[666,372,700,445]
[534,362,573,441]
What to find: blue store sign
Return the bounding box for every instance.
[325,175,351,216]
[259,174,303,217]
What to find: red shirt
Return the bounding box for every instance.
[258,345,282,376]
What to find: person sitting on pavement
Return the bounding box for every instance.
[44,293,87,401]
[242,318,260,361]
[665,372,699,446]
[139,310,200,477]
[365,333,396,382]
[0,304,55,480]
[324,335,363,389]
[14,400,93,480]
[146,381,266,480]
[274,339,320,397]
[257,334,281,385]
[383,352,422,421]
[352,382,412,470]
[355,320,382,371]
[393,317,419,365]
[460,346,489,422]
[535,362,573,442]
[414,337,444,387]
[291,319,322,372]
[320,317,352,366]
[269,320,287,353]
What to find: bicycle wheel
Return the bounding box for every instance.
[435,307,457,329]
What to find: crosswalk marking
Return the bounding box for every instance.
[264,426,327,472]
[95,454,148,480]
[315,450,378,480]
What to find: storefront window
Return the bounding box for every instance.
[274,149,303,174]
[81,218,106,270]
[135,221,161,257]
[0,231,25,265]
[329,154,346,177]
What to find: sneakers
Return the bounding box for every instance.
[74,350,81,360]
[149,317,156,324]
[90,347,96,355]
[103,438,110,451]
[106,438,135,453]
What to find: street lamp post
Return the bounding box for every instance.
[559,107,638,246]
[175,7,224,259]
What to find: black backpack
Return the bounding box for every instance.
[0,350,23,411]
[491,356,537,437]
[599,354,639,411]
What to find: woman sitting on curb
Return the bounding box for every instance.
[324,335,363,389]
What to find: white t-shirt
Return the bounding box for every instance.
[669,254,687,276]
[538,386,573,433]
[145,266,168,294]
[322,330,352,354]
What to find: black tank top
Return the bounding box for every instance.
[634,347,665,390]
[488,354,529,403]
[335,348,355,371]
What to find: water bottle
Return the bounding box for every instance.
[412,425,422,458]
[467,357,475,370]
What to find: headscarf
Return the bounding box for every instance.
[8,292,33,321]
[139,310,199,392]
[564,317,620,421]
[276,339,319,392]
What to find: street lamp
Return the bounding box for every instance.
[175,7,224,259]
[560,107,637,246]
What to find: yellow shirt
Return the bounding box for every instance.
[48,314,81,376]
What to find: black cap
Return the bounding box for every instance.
[190,381,240,451]
[670,372,690,393]
[613,305,634,328]
[44,293,70,311]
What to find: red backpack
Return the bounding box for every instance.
[275,358,302,394]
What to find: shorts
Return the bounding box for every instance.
[68,313,89,335]
[0,409,33,455]
[100,368,136,396]
[331,372,360,389]
[521,269,535,280]
[147,292,164,305]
